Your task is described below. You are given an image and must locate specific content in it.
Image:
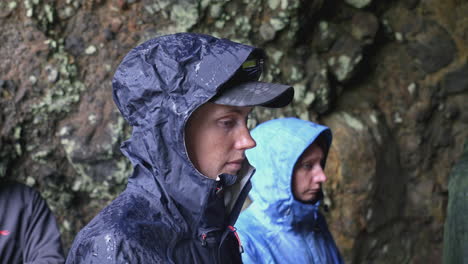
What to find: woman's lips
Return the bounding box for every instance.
[225,159,244,171]
[305,189,320,195]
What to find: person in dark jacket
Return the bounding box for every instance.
[236,118,343,264]
[66,33,294,263]
[0,182,65,264]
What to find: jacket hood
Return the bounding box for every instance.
[245,117,332,226]
[112,33,258,228]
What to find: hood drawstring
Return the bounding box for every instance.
[228,225,244,253]
[199,226,223,247]
[215,173,237,196]
[201,233,207,246]
[199,175,238,248]
[312,200,331,232]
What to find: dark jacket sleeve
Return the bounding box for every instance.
[22,186,65,264]
[67,233,125,264]
[67,231,165,264]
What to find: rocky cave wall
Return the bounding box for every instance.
[1,0,467,263]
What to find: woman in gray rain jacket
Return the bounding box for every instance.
[66,33,294,263]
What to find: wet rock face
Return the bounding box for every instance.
[345,0,372,9]
[442,64,468,95]
[1,0,467,262]
[384,7,458,74]
[405,20,457,74]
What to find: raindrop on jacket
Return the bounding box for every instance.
[66,33,261,264]
[236,118,344,264]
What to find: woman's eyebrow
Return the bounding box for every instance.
[221,107,252,115]
[302,154,324,162]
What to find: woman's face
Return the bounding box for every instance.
[292,143,327,203]
[185,103,256,179]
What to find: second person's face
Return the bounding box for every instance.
[292,142,327,203]
[185,103,256,179]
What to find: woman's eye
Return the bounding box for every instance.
[301,163,312,169]
[219,119,236,128]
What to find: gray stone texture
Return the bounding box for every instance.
[1,0,467,263]
[442,63,468,95]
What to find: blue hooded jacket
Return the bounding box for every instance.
[236,118,343,264]
[66,33,262,263]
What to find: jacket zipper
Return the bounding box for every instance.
[227,225,244,253]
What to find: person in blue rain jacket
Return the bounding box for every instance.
[237,117,343,264]
[65,33,294,263]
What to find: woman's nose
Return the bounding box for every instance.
[313,166,327,183]
[235,126,257,150]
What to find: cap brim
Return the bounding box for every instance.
[212,81,294,108]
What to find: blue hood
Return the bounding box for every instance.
[236,118,342,264]
[246,117,332,227]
